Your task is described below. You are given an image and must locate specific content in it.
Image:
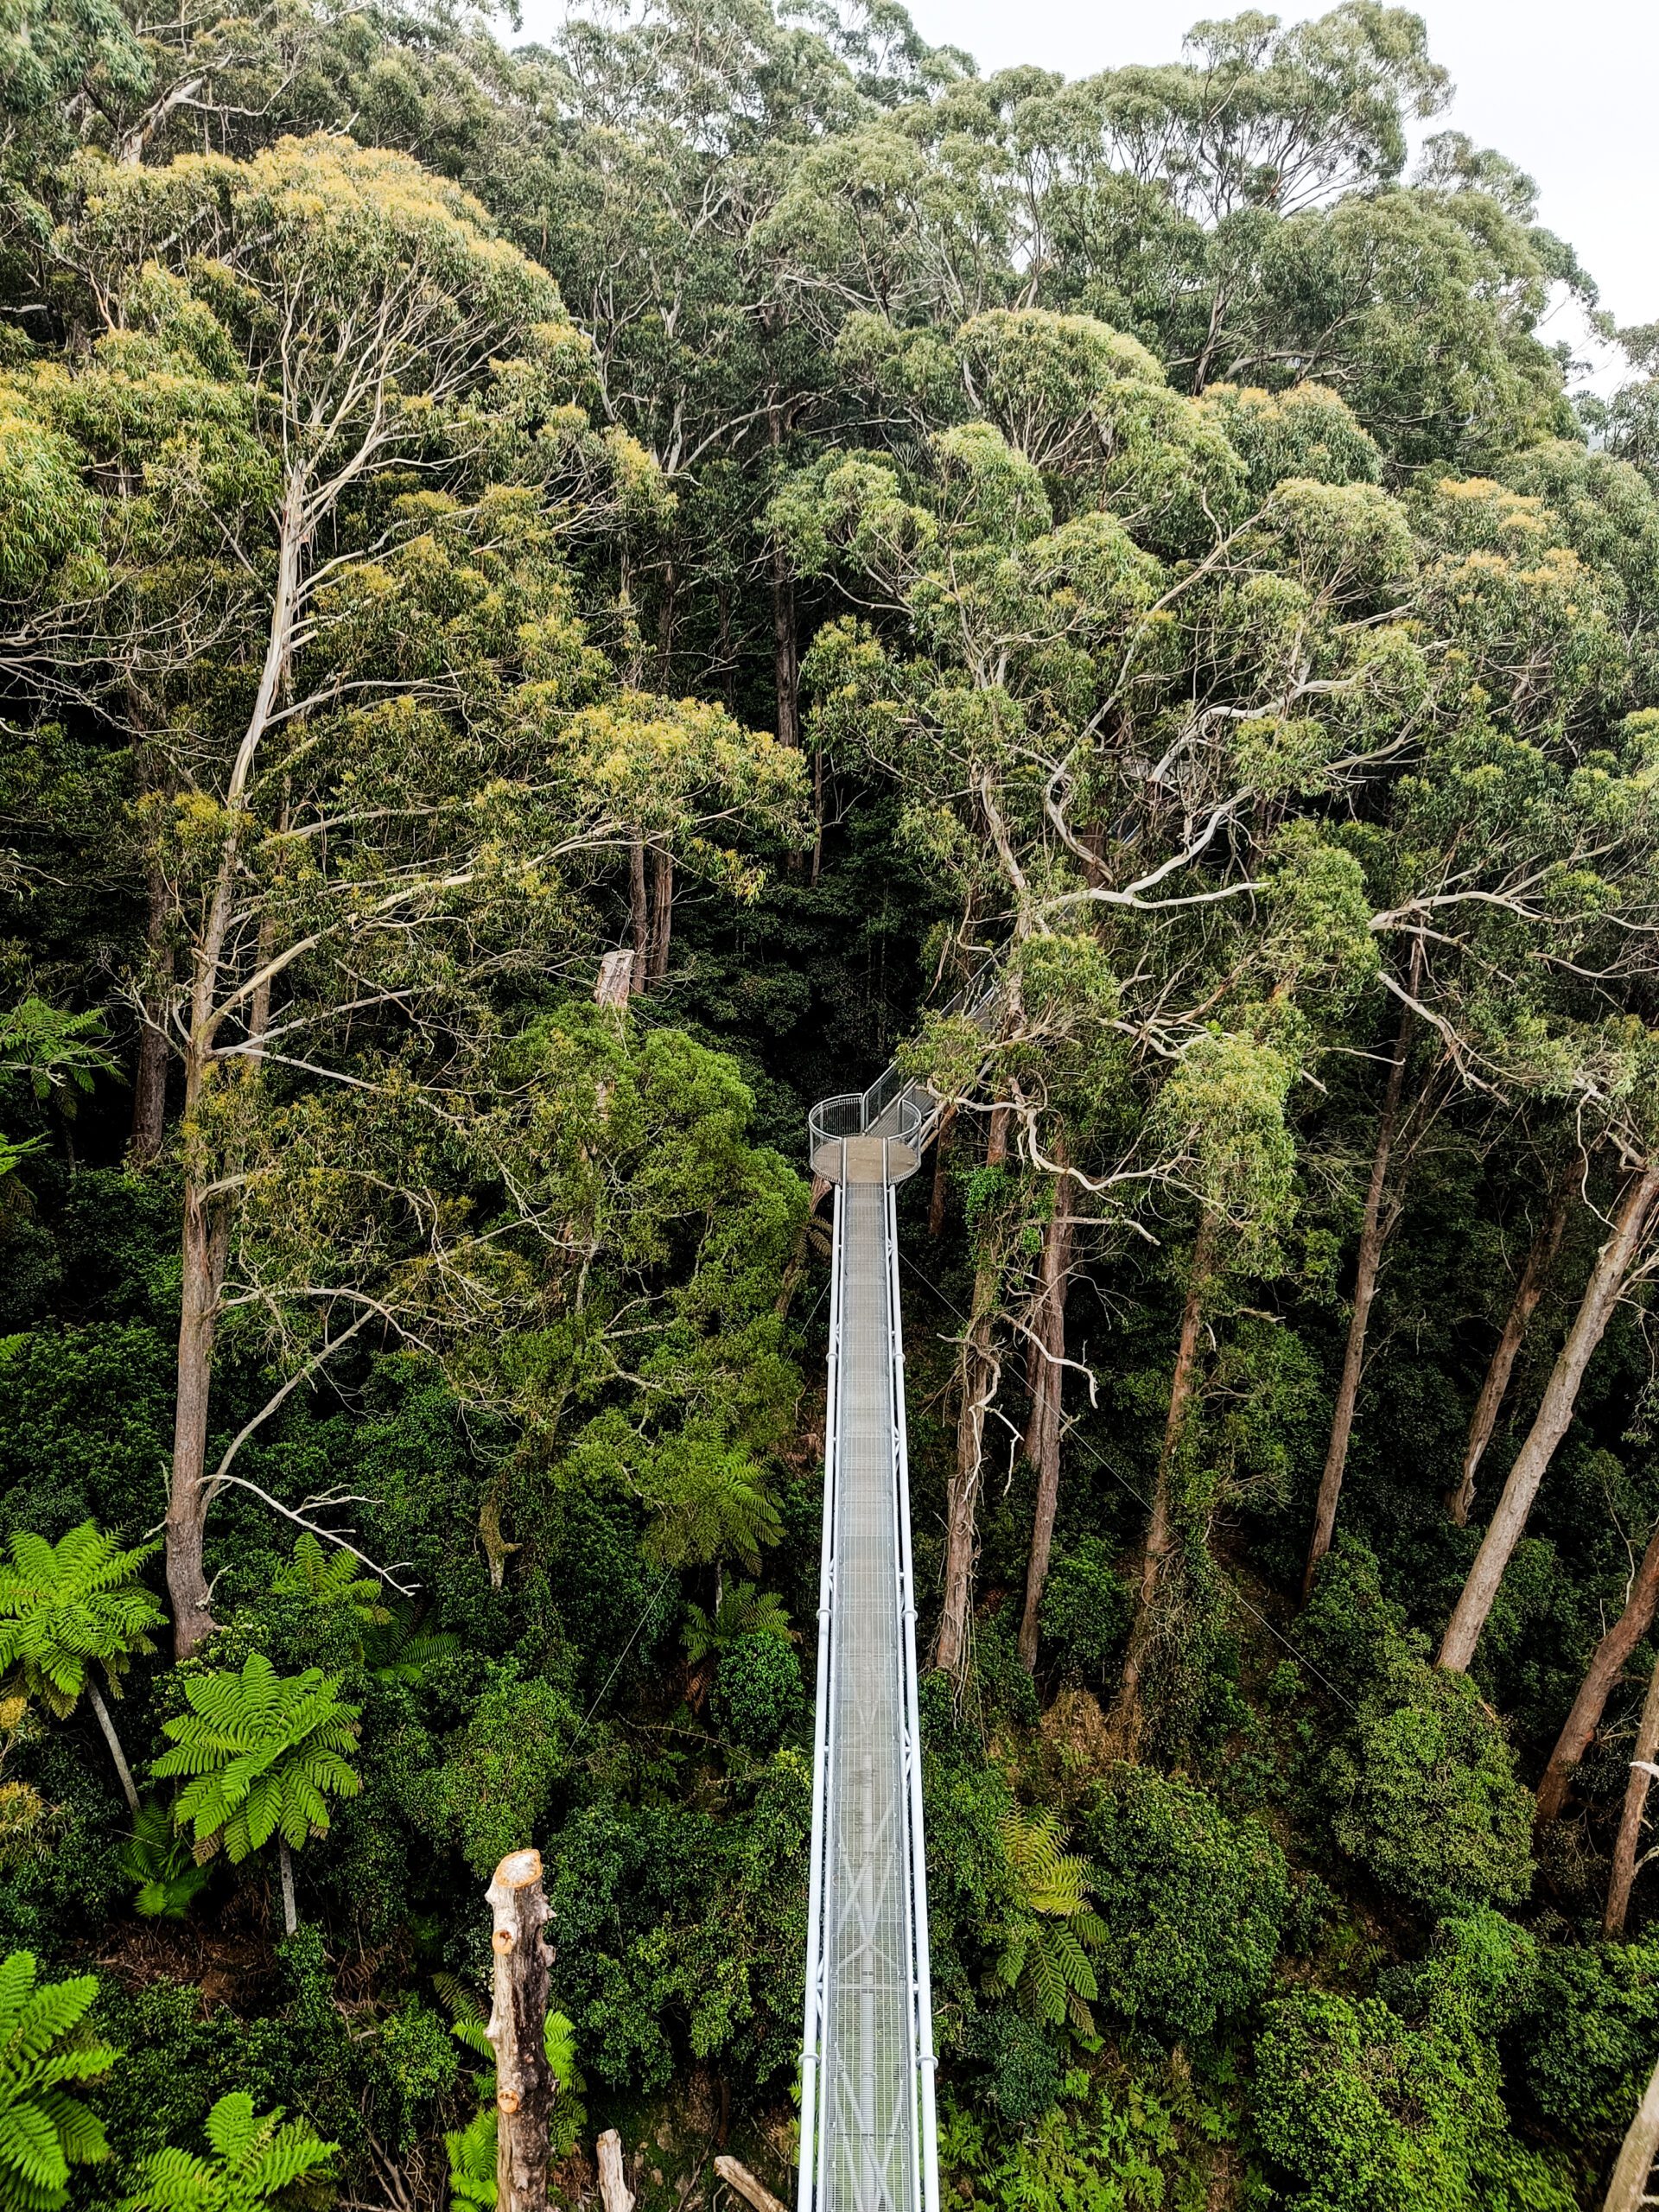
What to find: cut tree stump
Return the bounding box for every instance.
[596,950,636,1007]
[596,2130,634,2212]
[486,1849,555,2212]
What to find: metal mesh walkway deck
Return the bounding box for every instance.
[816,1179,925,2212]
[801,1148,944,2212]
[801,976,997,2212]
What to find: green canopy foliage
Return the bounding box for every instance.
[0,0,1657,2202]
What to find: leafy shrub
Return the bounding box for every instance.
[1306,1543,1534,1916]
[547,1755,810,2094]
[408,1666,575,1878]
[1518,1934,1659,2141]
[965,2009,1060,2126]
[1298,1540,1409,1698]
[715,1631,804,1751]
[1378,1908,1538,2039]
[1253,1986,1573,2212]
[966,1611,1038,1731]
[1037,1539,1130,1678]
[1322,1651,1534,1916]
[1081,1766,1288,2043]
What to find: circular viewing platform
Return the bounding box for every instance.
[810,1134,920,1184]
[809,1091,925,1185]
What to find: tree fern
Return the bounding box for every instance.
[361,1607,461,1685]
[151,1654,361,1935]
[122,2092,334,2212]
[444,2109,496,2212]
[270,1535,390,1632]
[641,1440,783,1572]
[436,1980,583,2158]
[0,1523,165,1814]
[985,1808,1104,2036]
[682,1581,791,1664]
[119,1802,210,1922]
[0,1952,114,2212]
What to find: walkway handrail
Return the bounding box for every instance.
[797,978,992,2212]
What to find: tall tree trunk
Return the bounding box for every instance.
[1109,1212,1215,1749]
[628,837,648,996]
[1303,991,1414,1599]
[1440,1164,1659,1673]
[85,1682,139,1815]
[130,837,174,1165]
[655,558,677,690]
[928,1104,956,1238]
[1017,1146,1074,1671]
[167,1162,229,1658]
[486,1848,556,2212]
[1450,1179,1572,1526]
[278,1834,298,1937]
[1536,1520,1659,1824]
[646,848,673,984]
[934,1109,1008,1688]
[1604,2050,1659,2212]
[768,404,798,749]
[1605,1647,1659,1938]
[162,474,302,1656]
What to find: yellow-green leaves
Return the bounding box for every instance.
[1154,1027,1299,1274]
[558,691,808,861]
[1262,826,1381,1005]
[0,390,92,601]
[1198,382,1383,494]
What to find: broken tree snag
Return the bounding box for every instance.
[595,950,636,1008]
[714,2156,787,2212]
[486,1849,555,2212]
[596,2131,633,2212]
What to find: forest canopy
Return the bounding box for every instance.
[2,0,1659,2204]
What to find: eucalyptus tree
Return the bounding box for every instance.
[475,1003,810,1594]
[7,135,804,1653]
[773,310,1406,1685]
[503,0,951,756]
[1299,468,1659,1592]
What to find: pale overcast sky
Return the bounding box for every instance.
[512,0,1656,384]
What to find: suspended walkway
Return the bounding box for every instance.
[798,979,995,2212]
